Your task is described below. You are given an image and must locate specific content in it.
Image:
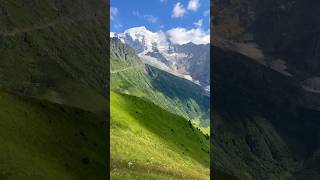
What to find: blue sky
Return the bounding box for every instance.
[110,0,210,33]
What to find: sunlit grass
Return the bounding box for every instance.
[110,91,210,179]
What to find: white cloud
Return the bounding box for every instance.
[144,15,158,23]
[187,0,200,12]
[203,9,210,17]
[167,27,210,45]
[194,19,203,28]
[172,2,186,18]
[110,7,118,20]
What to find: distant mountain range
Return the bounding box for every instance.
[111,27,210,91]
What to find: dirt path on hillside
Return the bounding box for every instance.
[110,66,143,74]
[0,16,95,36]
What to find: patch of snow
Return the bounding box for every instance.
[183,75,193,81]
[302,76,320,93]
[138,53,171,72]
[118,26,170,53]
[204,86,210,92]
[110,32,116,38]
[269,59,292,76]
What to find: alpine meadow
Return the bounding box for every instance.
[110,0,211,179]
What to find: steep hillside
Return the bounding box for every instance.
[0,0,108,114]
[0,91,107,180]
[212,1,320,179]
[110,37,211,179]
[110,38,210,129]
[110,91,209,179]
[212,45,320,179]
[0,1,109,179]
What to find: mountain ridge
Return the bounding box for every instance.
[111,26,210,89]
[110,37,210,128]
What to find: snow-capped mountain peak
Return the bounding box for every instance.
[111,27,210,91]
[115,26,171,54]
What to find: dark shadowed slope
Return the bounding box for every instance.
[0,0,108,114]
[211,44,320,179]
[212,1,320,179]
[0,91,107,180]
[0,1,109,179]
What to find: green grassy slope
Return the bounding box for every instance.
[110,38,210,130]
[110,91,209,179]
[0,1,108,114]
[0,91,107,180]
[0,1,109,179]
[0,0,100,32]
